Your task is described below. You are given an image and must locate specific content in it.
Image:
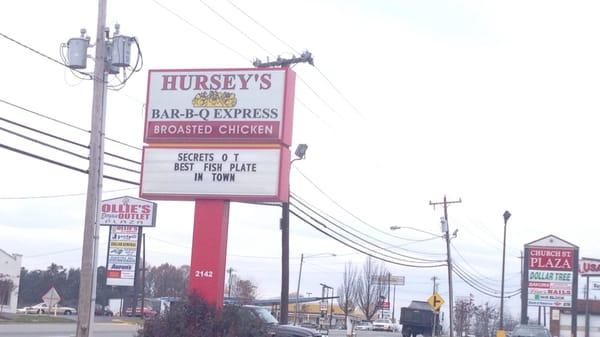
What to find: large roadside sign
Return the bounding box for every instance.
[140,146,290,202]
[524,235,578,308]
[98,196,157,227]
[144,68,295,145]
[106,225,139,287]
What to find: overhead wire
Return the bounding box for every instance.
[224,0,365,118]
[290,201,446,267]
[0,32,93,79]
[0,143,138,186]
[0,187,136,200]
[292,192,446,258]
[0,116,141,172]
[0,98,142,151]
[288,206,445,268]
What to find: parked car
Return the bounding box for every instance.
[355,321,373,331]
[95,304,114,316]
[26,302,77,315]
[125,306,157,318]
[511,324,551,337]
[241,305,322,337]
[373,319,395,332]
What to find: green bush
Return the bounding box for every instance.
[139,294,268,337]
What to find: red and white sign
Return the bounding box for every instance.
[528,247,574,270]
[106,226,139,286]
[42,286,61,307]
[580,258,600,276]
[99,196,157,227]
[144,68,295,145]
[140,146,290,202]
[525,237,577,308]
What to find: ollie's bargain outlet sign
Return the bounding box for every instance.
[144,68,295,145]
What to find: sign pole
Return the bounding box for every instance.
[585,276,590,337]
[188,200,230,308]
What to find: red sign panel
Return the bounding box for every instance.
[144,68,295,145]
[528,247,574,270]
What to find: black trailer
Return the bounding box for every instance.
[400,301,436,337]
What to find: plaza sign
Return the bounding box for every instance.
[106,226,139,287]
[98,196,157,227]
[523,235,578,309]
[144,68,295,145]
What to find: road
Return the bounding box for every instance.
[0,322,139,337]
[328,330,403,337]
[0,323,403,337]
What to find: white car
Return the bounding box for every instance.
[373,319,395,332]
[26,302,77,315]
[355,322,373,331]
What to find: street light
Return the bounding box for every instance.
[281,144,308,325]
[389,225,442,237]
[294,252,336,325]
[498,210,511,337]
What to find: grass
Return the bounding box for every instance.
[0,313,75,323]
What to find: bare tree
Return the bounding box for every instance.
[337,262,357,326]
[473,303,498,337]
[0,273,16,313]
[455,296,476,337]
[229,276,258,304]
[354,257,387,321]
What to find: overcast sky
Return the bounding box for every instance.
[2,0,600,323]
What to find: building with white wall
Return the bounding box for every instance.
[0,249,22,313]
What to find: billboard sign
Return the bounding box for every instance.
[99,196,157,227]
[144,68,295,145]
[580,258,600,276]
[524,236,578,308]
[371,275,405,285]
[140,146,290,202]
[106,226,139,286]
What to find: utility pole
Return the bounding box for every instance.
[227,268,235,298]
[432,276,439,337]
[76,0,107,336]
[430,195,461,337]
[141,233,146,319]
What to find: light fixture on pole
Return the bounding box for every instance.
[389,225,442,238]
[281,143,308,325]
[497,210,511,337]
[294,252,336,324]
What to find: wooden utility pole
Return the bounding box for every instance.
[430,195,462,337]
[76,0,108,336]
[253,56,313,324]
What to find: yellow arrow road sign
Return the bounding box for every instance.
[428,292,445,311]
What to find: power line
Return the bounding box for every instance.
[0,32,92,79]
[293,166,420,243]
[197,0,274,57]
[0,143,138,186]
[150,0,250,62]
[0,120,141,173]
[224,0,364,119]
[225,0,300,55]
[290,201,446,267]
[0,98,142,151]
[0,187,136,200]
[292,193,446,259]
[289,206,445,268]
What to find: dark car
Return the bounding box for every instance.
[511,324,551,337]
[241,305,322,337]
[95,304,113,316]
